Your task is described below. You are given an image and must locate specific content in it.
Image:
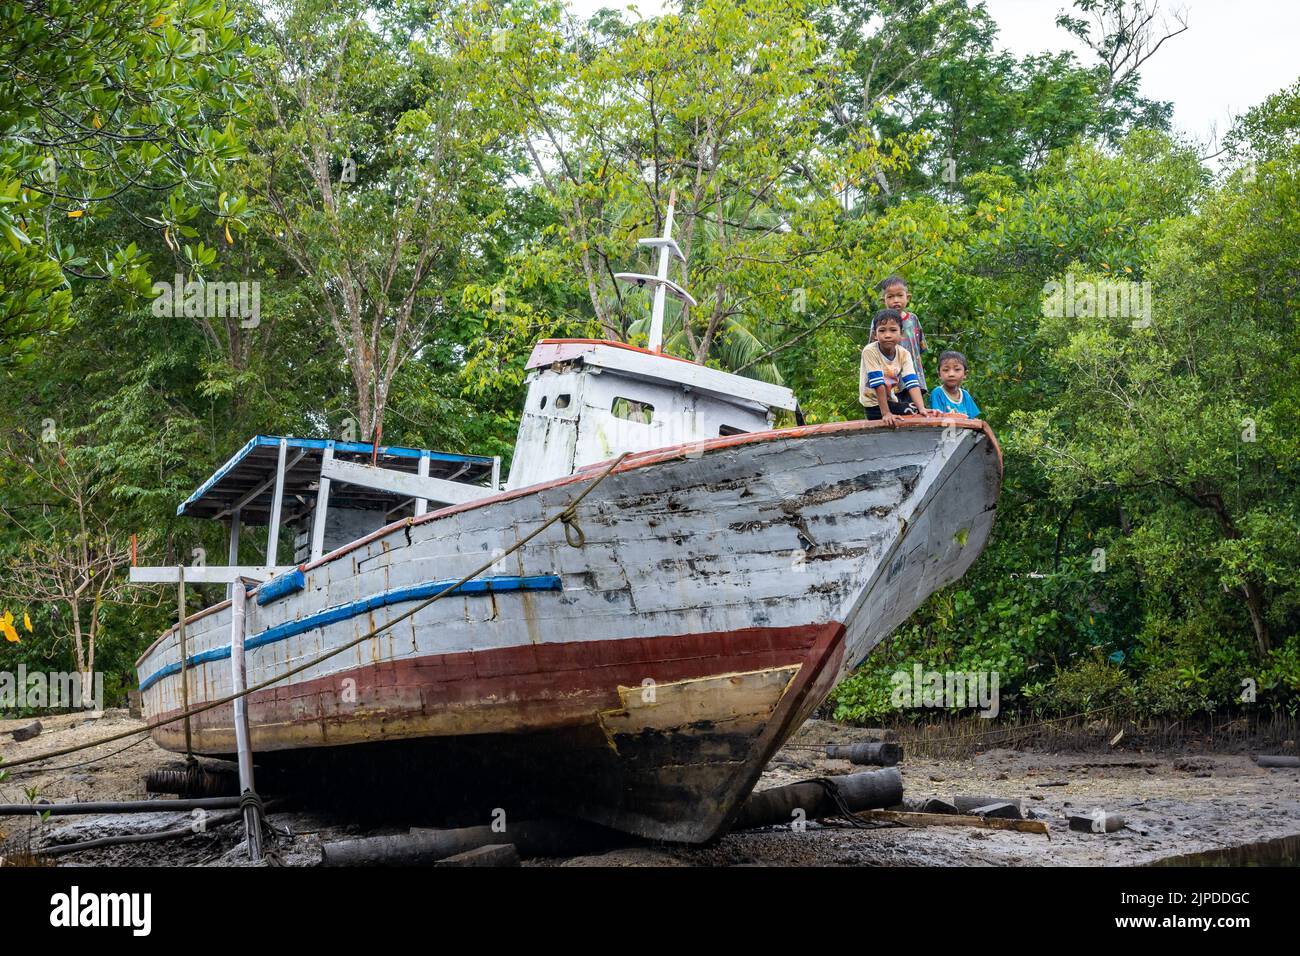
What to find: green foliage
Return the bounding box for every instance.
[0,0,1295,723]
[0,0,253,366]
[1012,132,1300,660]
[237,0,513,435]
[1260,635,1300,714]
[832,87,1295,723]
[456,0,930,387]
[817,0,1174,200]
[1041,658,1135,716]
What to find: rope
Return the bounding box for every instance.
[238,789,270,845]
[2,453,629,771]
[804,776,874,829]
[560,509,586,548]
[4,733,152,778]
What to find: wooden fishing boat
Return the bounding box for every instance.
[133,207,1002,842]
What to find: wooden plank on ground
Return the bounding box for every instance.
[852,809,1050,838]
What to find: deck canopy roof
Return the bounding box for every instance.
[177,435,496,524]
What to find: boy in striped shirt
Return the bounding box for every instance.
[859,309,930,425]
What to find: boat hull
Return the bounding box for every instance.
[136,418,1001,841]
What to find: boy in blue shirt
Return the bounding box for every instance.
[929,350,981,419]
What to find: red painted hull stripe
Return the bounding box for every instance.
[148,623,843,731]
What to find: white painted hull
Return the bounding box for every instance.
[136,419,1001,840]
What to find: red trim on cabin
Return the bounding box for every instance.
[531,338,701,366]
[136,416,1001,667]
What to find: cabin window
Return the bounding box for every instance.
[611,397,654,424]
[539,394,548,409]
[719,425,747,436]
[555,393,571,410]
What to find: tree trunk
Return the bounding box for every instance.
[85,591,99,705]
[1197,490,1272,655]
[69,599,87,676]
[1241,582,1272,657]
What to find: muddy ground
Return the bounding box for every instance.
[3,711,1298,867]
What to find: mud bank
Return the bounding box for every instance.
[4,713,1298,867]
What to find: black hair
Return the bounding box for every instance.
[938,350,968,370]
[877,275,908,294]
[871,308,903,334]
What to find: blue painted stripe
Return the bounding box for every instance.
[137,574,562,692]
[260,436,494,466]
[257,568,305,606]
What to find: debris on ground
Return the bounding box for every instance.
[10,721,41,743]
[4,713,1299,867]
[1256,755,1300,768]
[1069,812,1125,834]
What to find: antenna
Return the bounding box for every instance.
[614,189,696,352]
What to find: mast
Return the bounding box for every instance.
[615,189,697,353]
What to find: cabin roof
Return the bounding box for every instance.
[526,339,799,412]
[177,435,495,524]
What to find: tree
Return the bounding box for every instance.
[242,0,507,438]
[456,0,927,384]
[0,433,137,698]
[1056,0,1187,126]
[1012,123,1300,656]
[1224,77,1300,164]
[821,0,1176,199]
[0,0,252,368]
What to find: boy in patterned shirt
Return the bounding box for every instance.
[876,275,929,398]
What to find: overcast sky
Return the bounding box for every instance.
[562,0,1299,151]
